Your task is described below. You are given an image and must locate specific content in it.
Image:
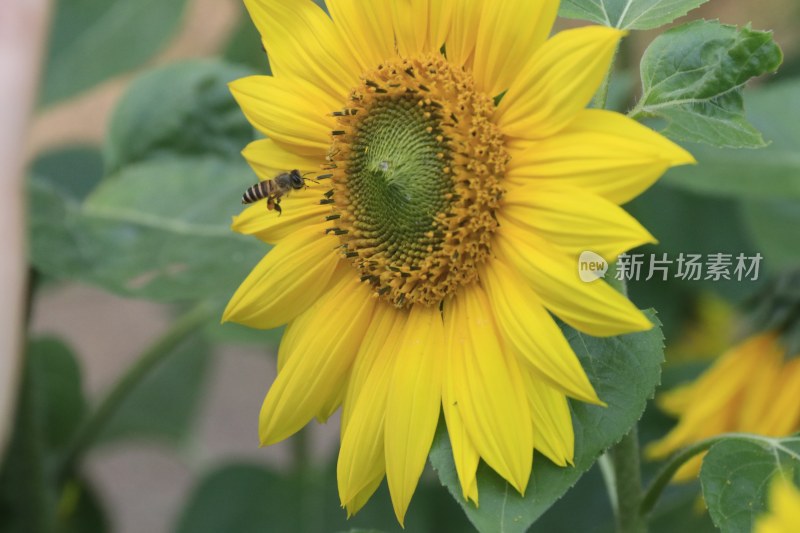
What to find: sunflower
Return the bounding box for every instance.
[223,0,693,522]
[646,333,800,481]
[756,477,800,533]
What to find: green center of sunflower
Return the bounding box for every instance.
[345,95,451,261]
[325,55,509,308]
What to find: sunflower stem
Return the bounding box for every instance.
[627,101,646,121]
[57,302,213,480]
[610,426,647,533]
[605,274,645,533]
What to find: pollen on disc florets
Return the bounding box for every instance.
[325,54,509,308]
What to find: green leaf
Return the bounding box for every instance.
[559,0,708,30]
[663,80,800,200]
[30,61,266,302]
[97,337,211,445]
[174,464,296,533]
[105,60,254,173]
[174,462,471,533]
[429,311,664,533]
[700,435,800,533]
[30,147,105,202]
[28,339,88,453]
[29,155,264,302]
[0,339,91,533]
[656,80,800,269]
[42,0,189,106]
[633,20,783,148]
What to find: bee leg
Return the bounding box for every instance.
[274,199,283,216]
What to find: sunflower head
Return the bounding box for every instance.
[328,54,507,307]
[224,0,694,523]
[647,333,800,481]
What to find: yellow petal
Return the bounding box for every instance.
[316,375,347,423]
[672,455,704,482]
[502,184,656,261]
[522,371,575,467]
[496,227,653,337]
[276,264,350,371]
[480,260,602,404]
[222,224,340,329]
[341,306,407,434]
[385,305,444,525]
[337,318,398,507]
[445,284,533,493]
[646,404,733,463]
[506,110,695,204]
[229,76,336,156]
[427,0,455,52]
[327,0,396,72]
[496,26,625,140]
[471,0,559,96]
[656,383,693,417]
[232,142,330,244]
[645,338,768,460]
[244,0,359,99]
[232,194,329,245]
[760,359,800,435]
[445,0,482,68]
[737,345,781,431]
[259,274,376,445]
[442,354,480,505]
[276,296,319,373]
[391,0,429,57]
[683,336,765,420]
[759,478,800,533]
[345,474,385,518]
[242,138,324,181]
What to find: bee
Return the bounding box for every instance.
[241,169,315,215]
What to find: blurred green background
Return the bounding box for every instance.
[5,0,799,532]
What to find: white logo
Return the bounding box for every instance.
[578,251,608,282]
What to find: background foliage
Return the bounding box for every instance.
[4,0,799,532]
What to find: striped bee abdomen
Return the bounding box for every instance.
[241,181,273,204]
